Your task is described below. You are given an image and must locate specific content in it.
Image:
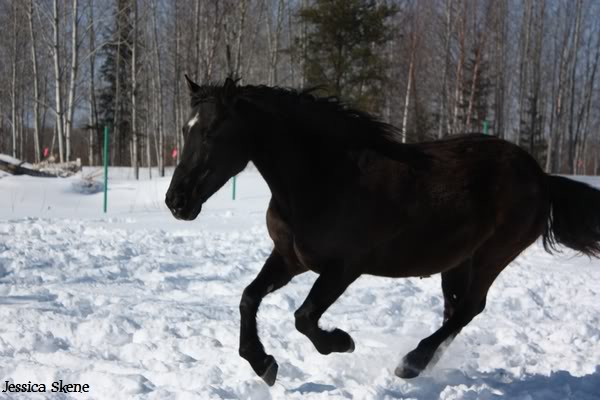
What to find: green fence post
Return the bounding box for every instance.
[232,175,237,200]
[483,120,489,135]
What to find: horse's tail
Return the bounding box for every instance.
[543,175,600,256]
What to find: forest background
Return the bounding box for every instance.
[1,0,598,178]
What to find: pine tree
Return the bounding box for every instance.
[98,0,133,166]
[297,0,397,113]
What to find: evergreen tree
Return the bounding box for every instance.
[298,0,397,113]
[98,0,133,166]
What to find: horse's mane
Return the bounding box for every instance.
[191,80,430,165]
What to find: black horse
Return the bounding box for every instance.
[166,77,600,386]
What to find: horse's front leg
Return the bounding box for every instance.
[239,250,304,386]
[294,267,359,355]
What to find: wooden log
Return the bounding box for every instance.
[0,159,58,177]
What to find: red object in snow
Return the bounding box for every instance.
[43,147,49,158]
[172,148,178,159]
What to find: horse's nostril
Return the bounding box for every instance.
[166,191,186,211]
[172,197,185,210]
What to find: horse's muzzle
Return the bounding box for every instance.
[165,190,202,220]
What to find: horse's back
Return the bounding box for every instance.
[361,134,549,277]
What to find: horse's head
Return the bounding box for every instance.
[166,76,251,220]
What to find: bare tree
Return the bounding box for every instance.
[203,1,224,81]
[131,0,138,179]
[567,0,583,174]
[86,0,101,165]
[491,0,507,139]
[51,0,65,163]
[574,28,600,173]
[28,0,41,163]
[464,6,488,133]
[151,0,165,176]
[438,0,453,138]
[10,1,20,158]
[65,0,79,162]
[545,3,573,173]
[266,0,285,86]
[401,2,421,142]
[451,0,467,135]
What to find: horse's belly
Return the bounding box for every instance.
[367,247,466,278]
[366,222,493,278]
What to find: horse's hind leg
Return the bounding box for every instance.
[395,261,502,379]
[397,199,547,379]
[397,228,538,380]
[294,267,359,355]
[441,259,473,322]
[239,250,305,386]
[427,258,474,364]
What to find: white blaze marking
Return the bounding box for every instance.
[187,113,200,129]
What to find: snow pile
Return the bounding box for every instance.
[0,171,599,399]
[70,178,104,195]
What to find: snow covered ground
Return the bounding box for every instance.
[0,168,599,399]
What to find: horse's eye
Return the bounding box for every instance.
[205,121,219,138]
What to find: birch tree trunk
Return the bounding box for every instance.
[300,0,309,87]
[203,1,222,81]
[65,0,79,162]
[151,0,165,177]
[494,0,507,139]
[516,0,532,147]
[11,2,19,158]
[545,5,571,173]
[533,0,545,156]
[267,0,285,86]
[112,12,122,166]
[194,0,202,80]
[451,0,467,135]
[28,0,41,163]
[465,44,483,132]
[574,32,599,173]
[145,70,152,178]
[567,0,582,174]
[287,1,296,86]
[131,0,139,180]
[438,0,453,139]
[52,0,65,163]
[234,0,248,79]
[87,0,100,165]
[401,49,414,143]
[174,0,182,164]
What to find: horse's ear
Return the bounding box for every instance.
[185,74,200,94]
[222,77,238,104]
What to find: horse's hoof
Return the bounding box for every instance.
[395,349,430,379]
[332,328,355,353]
[394,363,421,379]
[346,336,355,353]
[260,356,278,386]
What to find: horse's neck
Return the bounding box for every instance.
[250,131,350,216]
